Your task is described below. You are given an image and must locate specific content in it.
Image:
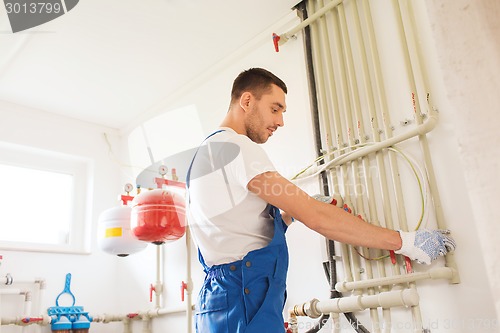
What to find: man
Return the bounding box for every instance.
[186,68,455,332]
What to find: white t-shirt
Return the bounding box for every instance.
[187,127,276,267]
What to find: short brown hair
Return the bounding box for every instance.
[230,68,287,105]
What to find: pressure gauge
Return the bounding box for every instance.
[159,165,168,176]
[124,183,134,194]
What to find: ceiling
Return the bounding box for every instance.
[0,0,300,130]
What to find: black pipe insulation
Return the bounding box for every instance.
[294,1,329,194]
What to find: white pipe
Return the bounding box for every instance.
[35,279,45,333]
[123,317,132,333]
[336,3,383,330]
[308,0,353,284]
[0,288,24,295]
[336,267,456,293]
[349,0,391,308]
[297,107,439,179]
[292,288,419,318]
[142,316,151,333]
[344,3,385,331]
[358,2,398,330]
[287,310,298,333]
[331,312,341,333]
[90,305,192,323]
[317,0,362,290]
[396,0,460,282]
[1,305,193,330]
[278,0,344,46]
[154,244,163,309]
[0,274,45,332]
[185,227,194,333]
[0,315,51,326]
[347,290,415,315]
[21,291,32,333]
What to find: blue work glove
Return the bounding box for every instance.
[395,229,456,265]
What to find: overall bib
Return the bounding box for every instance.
[187,131,289,333]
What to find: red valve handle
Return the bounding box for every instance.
[405,256,413,273]
[272,33,281,52]
[389,250,397,265]
[21,317,43,324]
[121,194,134,205]
[149,284,155,302]
[343,204,352,214]
[181,281,188,302]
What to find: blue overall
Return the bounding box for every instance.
[187,131,289,333]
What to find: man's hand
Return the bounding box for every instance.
[395,229,456,265]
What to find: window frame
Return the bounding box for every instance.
[0,141,92,254]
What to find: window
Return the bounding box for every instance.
[0,142,91,254]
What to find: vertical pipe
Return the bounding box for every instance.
[22,291,32,333]
[185,228,193,333]
[392,0,458,329]
[325,1,365,290]
[36,280,45,333]
[316,0,359,286]
[142,316,151,333]
[350,0,390,287]
[332,312,341,333]
[336,3,382,332]
[308,0,353,283]
[156,245,163,309]
[395,0,459,281]
[123,317,132,333]
[359,1,400,331]
[359,0,402,257]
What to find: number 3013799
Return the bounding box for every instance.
[5,2,62,14]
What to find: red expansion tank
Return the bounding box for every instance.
[130,188,186,244]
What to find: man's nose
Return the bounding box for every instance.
[276,113,284,127]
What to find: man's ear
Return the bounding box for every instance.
[239,92,252,112]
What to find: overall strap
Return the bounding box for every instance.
[186,129,224,188]
[186,129,224,272]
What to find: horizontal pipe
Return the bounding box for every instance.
[1,305,193,328]
[0,289,23,295]
[292,289,419,318]
[278,0,344,45]
[296,107,439,179]
[1,315,51,326]
[335,267,457,292]
[91,305,193,324]
[336,108,438,164]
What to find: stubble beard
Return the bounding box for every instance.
[245,106,268,144]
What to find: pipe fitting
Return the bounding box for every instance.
[287,309,298,333]
[303,298,321,318]
[291,299,322,318]
[4,273,13,285]
[24,290,32,301]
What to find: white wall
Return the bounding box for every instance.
[423,0,500,323]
